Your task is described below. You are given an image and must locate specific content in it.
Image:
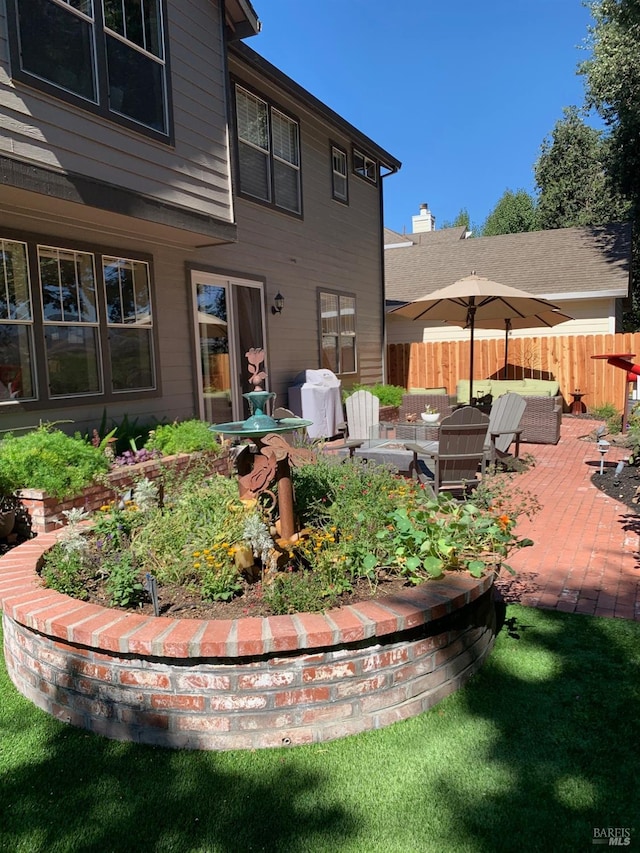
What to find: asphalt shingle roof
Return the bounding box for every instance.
[384,223,632,303]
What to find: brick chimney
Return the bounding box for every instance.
[412,203,436,233]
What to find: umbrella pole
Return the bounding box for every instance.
[468,302,476,402]
[504,319,511,380]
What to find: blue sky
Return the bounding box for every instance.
[250,0,597,234]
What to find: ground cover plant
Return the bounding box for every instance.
[0,424,111,499]
[39,457,535,617]
[1,605,638,852]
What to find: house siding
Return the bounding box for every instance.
[202,54,386,401]
[0,0,234,228]
[0,13,396,434]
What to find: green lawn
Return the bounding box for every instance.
[1,605,639,853]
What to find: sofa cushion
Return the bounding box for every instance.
[407,387,448,395]
[523,378,560,396]
[456,380,492,405]
[487,380,527,398]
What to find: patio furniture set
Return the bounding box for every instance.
[399,379,562,446]
[335,383,552,495]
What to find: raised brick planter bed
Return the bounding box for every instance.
[0,533,496,750]
[18,450,231,534]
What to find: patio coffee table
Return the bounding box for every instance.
[353,437,439,473]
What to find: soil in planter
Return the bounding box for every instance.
[591,462,640,512]
[79,572,420,620]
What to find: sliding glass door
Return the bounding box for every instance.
[191,272,265,423]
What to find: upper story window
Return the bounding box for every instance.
[331,144,348,203]
[235,84,301,215]
[353,148,377,184]
[8,0,170,139]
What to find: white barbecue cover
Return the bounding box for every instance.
[288,369,342,438]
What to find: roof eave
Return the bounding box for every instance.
[229,41,401,173]
[225,0,261,41]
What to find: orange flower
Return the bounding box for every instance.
[497,514,511,530]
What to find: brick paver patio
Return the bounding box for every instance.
[495,416,640,620]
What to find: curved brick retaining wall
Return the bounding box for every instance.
[1,533,496,750]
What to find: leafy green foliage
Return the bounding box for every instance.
[534,106,630,230]
[481,189,538,236]
[129,473,247,586]
[104,552,144,608]
[581,0,640,207]
[439,207,478,232]
[40,546,90,599]
[201,565,243,602]
[590,401,622,434]
[262,570,340,615]
[345,383,405,408]
[579,2,640,330]
[0,425,110,498]
[145,420,221,456]
[39,455,538,614]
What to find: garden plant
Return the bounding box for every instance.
[40,453,536,616]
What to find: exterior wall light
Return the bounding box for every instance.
[271,292,284,315]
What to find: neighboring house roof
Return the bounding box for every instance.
[385,222,632,304]
[384,226,468,247]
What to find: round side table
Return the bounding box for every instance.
[570,391,587,415]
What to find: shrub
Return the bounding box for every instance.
[263,570,339,615]
[40,453,538,614]
[90,410,159,457]
[145,420,221,456]
[344,383,405,408]
[0,425,110,498]
[129,473,246,586]
[41,546,90,599]
[590,402,622,435]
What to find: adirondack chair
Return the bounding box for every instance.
[484,392,526,465]
[405,405,490,495]
[338,390,380,457]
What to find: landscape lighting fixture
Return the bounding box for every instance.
[597,439,610,475]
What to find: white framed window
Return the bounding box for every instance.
[103,256,155,392]
[0,239,37,402]
[9,0,170,137]
[353,148,377,184]
[320,290,357,375]
[0,232,157,405]
[39,245,102,397]
[331,144,348,202]
[235,84,301,215]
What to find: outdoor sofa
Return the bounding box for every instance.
[399,379,562,445]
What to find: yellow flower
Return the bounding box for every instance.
[192,551,201,558]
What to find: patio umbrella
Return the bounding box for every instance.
[470,310,573,379]
[389,271,563,400]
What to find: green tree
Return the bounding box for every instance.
[580,0,640,329]
[534,106,629,230]
[440,208,472,230]
[580,0,640,206]
[481,189,538,236]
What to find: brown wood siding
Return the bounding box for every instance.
[387,334,640,412]
[0,1,234,224]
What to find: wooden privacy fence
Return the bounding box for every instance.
[387,333,640,413]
